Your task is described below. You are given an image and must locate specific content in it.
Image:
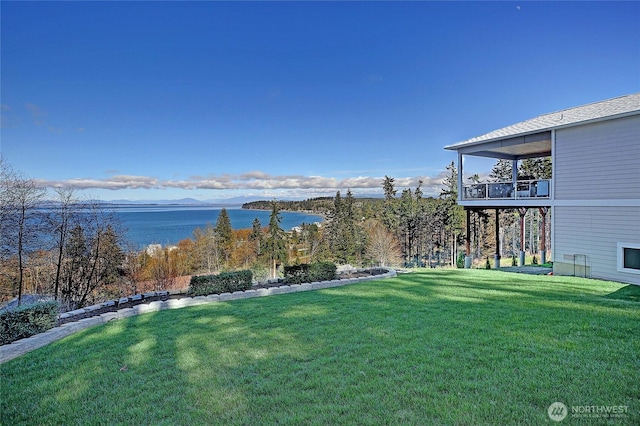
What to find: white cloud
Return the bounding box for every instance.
[38,175,159,190]
[25,102,47,127]
[1,104,19,128]
[35,170,449,197]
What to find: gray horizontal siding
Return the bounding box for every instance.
[555,115,640,200]
[553,206,640,285]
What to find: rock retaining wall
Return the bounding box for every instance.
[0,268,396,364]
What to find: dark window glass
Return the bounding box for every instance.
[623,248,640,270]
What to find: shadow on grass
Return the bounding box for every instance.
[605,284,640,303]
[394,269,638,308]
[2,269,639,424]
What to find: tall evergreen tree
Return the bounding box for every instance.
[264,201,287,279]
[396,181,429,267]
[519,157,552,179]
[325,190,365,265]
[214,208,234,269]
[383,175,397,200]
[326,191,346,263]
[249,217,263,256]
[418,197,439,267]
[440,162,464,266]
[490,159,513,182]
[398,188,417,265]
[381,175,398,232]
[344,189,365,264]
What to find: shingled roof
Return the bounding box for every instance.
[445,93,640,150]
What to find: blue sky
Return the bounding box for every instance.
[2,1,638,202]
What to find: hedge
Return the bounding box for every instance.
[0,301,60,345]
[284,262,336,284]
[188,270,253,296]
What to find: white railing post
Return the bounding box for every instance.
[458,152,463,202]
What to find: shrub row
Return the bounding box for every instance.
[188,270,253,296]
[284,262,337,284]
[0,301,60,345]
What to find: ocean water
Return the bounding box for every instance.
[114,206,323,248]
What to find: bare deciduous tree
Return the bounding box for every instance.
[193,224,221,274]
[45,187,80,301]
[149,246,176,291]
[122,242,145,295]
[365,219,401,268]
[61,201,124,309]
[0,157,46,306]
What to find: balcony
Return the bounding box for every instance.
[463,179,550,201]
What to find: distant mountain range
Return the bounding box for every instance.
[101,194,384,206]
[102,196,264,206]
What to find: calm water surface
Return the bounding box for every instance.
[114,206,323,248]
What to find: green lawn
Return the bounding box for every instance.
[2,270,639,425]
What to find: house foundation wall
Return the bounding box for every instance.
[553,206,640,285]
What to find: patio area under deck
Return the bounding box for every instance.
[444,93,640,276]
[445,129,553,267]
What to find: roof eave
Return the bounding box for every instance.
[444,109,640,152]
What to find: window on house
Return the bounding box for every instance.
[617,243,640,274]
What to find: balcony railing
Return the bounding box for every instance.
[462,179,550,200]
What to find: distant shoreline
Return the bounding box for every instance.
[114,206,324,248]
[240,206,327,222]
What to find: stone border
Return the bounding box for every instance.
[0,268,396,364]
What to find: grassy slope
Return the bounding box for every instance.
[1,270,639,425]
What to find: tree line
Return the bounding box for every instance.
[244,163,464,268]
[243,156,551,268]
[1,156,550,310]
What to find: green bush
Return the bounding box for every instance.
[456,252,466,269]
[284,262,336,284]
[188,270,253,296]
[249,262,269,283]
[310,262,337,282]
[485,257,491,270]
[283,264,309,284]
[0,301,59,345]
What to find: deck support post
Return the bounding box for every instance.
[494,208,501,269]
[465,208,472,268]
[458,152,464,202]
[518,207,527,266]
[539,207,548,265]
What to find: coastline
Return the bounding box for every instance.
[241,205,327,223]
[115,206,324,248]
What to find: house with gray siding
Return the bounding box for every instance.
[444,93,640,285]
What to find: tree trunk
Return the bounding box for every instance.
[274,258,278,279]
[529,210,534,254]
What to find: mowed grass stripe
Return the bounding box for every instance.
[1,269,639,425]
